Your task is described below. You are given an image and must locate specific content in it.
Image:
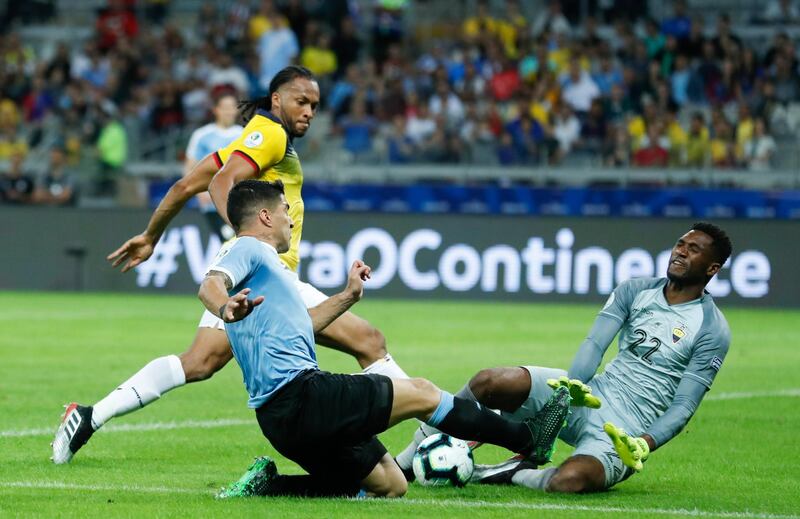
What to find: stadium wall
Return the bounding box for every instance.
[2,206,795,307]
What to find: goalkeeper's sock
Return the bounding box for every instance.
[512,467,558,491]
[362,354,409,379]
[428,392,531,454]
[395,382,479,470]
[92,355,186,429]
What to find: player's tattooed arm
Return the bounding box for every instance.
[198,270,263,323]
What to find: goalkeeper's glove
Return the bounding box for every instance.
[546,376,602,409]
[603,422,650,472]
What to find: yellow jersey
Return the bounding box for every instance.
[214,110,305,271]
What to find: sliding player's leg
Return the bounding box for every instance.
[395,366,535,473]
[52,319,231,464]
[389,376,569,463]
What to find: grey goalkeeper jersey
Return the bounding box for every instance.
[571,278,730,445]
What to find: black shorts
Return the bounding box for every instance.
[256,370,394,483]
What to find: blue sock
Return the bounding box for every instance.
[425,391,455,427]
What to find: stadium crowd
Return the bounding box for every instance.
[2,0,800,204]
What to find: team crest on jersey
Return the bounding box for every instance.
[244,131,264,148]
[672,323,687,343]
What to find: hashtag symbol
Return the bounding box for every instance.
[135,228,183,287]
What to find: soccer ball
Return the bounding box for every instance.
[412,433,474,487]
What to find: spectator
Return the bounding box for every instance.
[300,32,338,79]
[686,112,710,168]
[428,81,465,127]
[560,57,600,114]
[633,124,669,167]
[332,17,361,77]
[670,54,691,106]
[531,1,570,37]
[385,114,415,164]
[762,0,800,24]
[0,150,34,204]
[663,107,688,166]
[710,117,736,168]
[742,118,777,171]
[644,18,666,59]
[661,0,691,40]
[735,103,755,161]
[679,17,706,59]
[96,0,139,52]
[712,13,742,59]
[337,97,378,160]
[33,145,75,205]
[604,124,630,167]
[208,52,249,96]
[592,54,623,97]
[580,99,608,155]
[282,0,310,50]
[248,0,277,42]
[0,98,28,160]
[505,109,544,164]
[552,102,581,163]
[96,101,128,196]
[405,102,436,145]
[257,13,299,90]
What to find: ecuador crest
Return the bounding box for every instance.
[672,324,687,343]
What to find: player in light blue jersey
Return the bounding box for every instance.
[199,179,573,498]
[397,222,733,493]
[184,90,243,239]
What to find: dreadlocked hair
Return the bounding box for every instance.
[238,65,316,122]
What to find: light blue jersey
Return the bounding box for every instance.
[185,123,243,161]
[590,278,730,435]
[210,236,317,409]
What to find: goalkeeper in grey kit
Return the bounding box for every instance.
[396,222,732,493]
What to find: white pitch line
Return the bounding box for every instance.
[0,418,251,438]
[0,482,796,519]
[391,498,800,519]
[0,481,199,494]
[705,388,800,401]
[2,389,799,439]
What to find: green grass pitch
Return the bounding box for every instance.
[0,291,798,518]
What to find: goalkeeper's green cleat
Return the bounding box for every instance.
[217,456,278,498]
[522,385,571,465]
[604,422,649,472]
[547,376,602,409]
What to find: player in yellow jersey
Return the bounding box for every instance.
[52,66,410,464]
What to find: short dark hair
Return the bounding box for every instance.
[691,221,733,265]
[227,180,286,233]
[238,65,316,122]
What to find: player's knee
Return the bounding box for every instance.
[359,326,388,363]
[469,368,507,402]
[547,467,596,494]
[179,349,224,382]
[409,377,441,413]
